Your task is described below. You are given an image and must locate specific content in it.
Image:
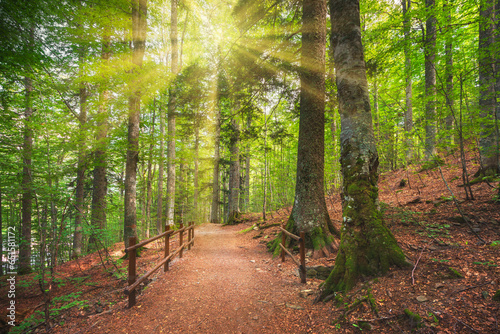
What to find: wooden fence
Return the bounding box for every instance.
[124,222,195,307]
[279,225,306,283]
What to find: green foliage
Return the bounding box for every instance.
[404,309,423,329]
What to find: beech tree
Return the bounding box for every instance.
[320,0,409,295]
[124,0,147,247]
[166,0,179,228]
[279,0,339,255]
[477,0,498,175]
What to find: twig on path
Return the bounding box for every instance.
[451,281,491,295]
[411,247,425,285]
[355,315,400,323]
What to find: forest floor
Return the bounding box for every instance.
[1,150,500,333]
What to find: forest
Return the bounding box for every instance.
[0,0,499,332]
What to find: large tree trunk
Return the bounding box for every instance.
[166,0,178,227]
[424,0,437,160]
[20,64,34,275]
[210,104,221,224]
[89,36,110,251]
[477,0,498,175]
[226,118,240,224]
[321,0,409,295]
[403,0,413,161]
[279,0,339,256]
[124,0,147,247]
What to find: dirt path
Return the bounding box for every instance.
[89,224,329,334]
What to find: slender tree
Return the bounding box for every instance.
[157,102,165,233]
[210,102,221,224]
[73,45,88,257]
[402,0,413,161]
[424,0,437,160]
[444,0,454,149]
[227,117,240,224]
[124,0,147,247]
[89,35,110,251]
[321,0,409,295]
[19,28,34,274]
[166,0,179,227]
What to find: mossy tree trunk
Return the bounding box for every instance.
[280,0,339,256]
[321,0,409,296]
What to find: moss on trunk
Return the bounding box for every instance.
[268,213,338,258]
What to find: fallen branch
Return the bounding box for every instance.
[451,281,491,295]
[411,247,425,285]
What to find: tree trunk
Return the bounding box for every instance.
[444,0,454,150]
[283,0,339,255]
[20,64,34,275]
[245,115,251,211]
[157,102,165,233]
[477,0,498,175]
[145,105,155,238]
[124,0,147,247]
[424,0,437,160]
[403,0,413,161]
[210,103,221,224]
[0,179,3,276]
[194,113,199,222]
[73,48,88,258]
[321,0,409,295]
[166,0,178,227]
[89,37,110,251]
[227,118,240,224]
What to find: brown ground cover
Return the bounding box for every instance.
[1,150,499,333]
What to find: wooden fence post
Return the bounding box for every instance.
[128,236,137,307]
[188,222,192,251]
[164,225,170,272]
[179,223,184,258]
[192,222,195,247]
[299,232,306,284]
[281,224,286,262]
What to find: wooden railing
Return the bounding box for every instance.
[124,222,195,307]
[280,225,306,283]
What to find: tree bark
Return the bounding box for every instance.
[89,36,110,251]
[124,0,147,247]
[321,0,409,295]
[227,118,240,224]
[145,104,155,238]
[403,0,413,161]
[194,112,199,222]
[157,102,165,233]
[166,0,179,227]
[477,0,498,175]
[274,0,339,257]
[73,46,88,258]
[424,0,437,160]
[444,0,454,150]
[210,102,221,224]
[20,54,34,275]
